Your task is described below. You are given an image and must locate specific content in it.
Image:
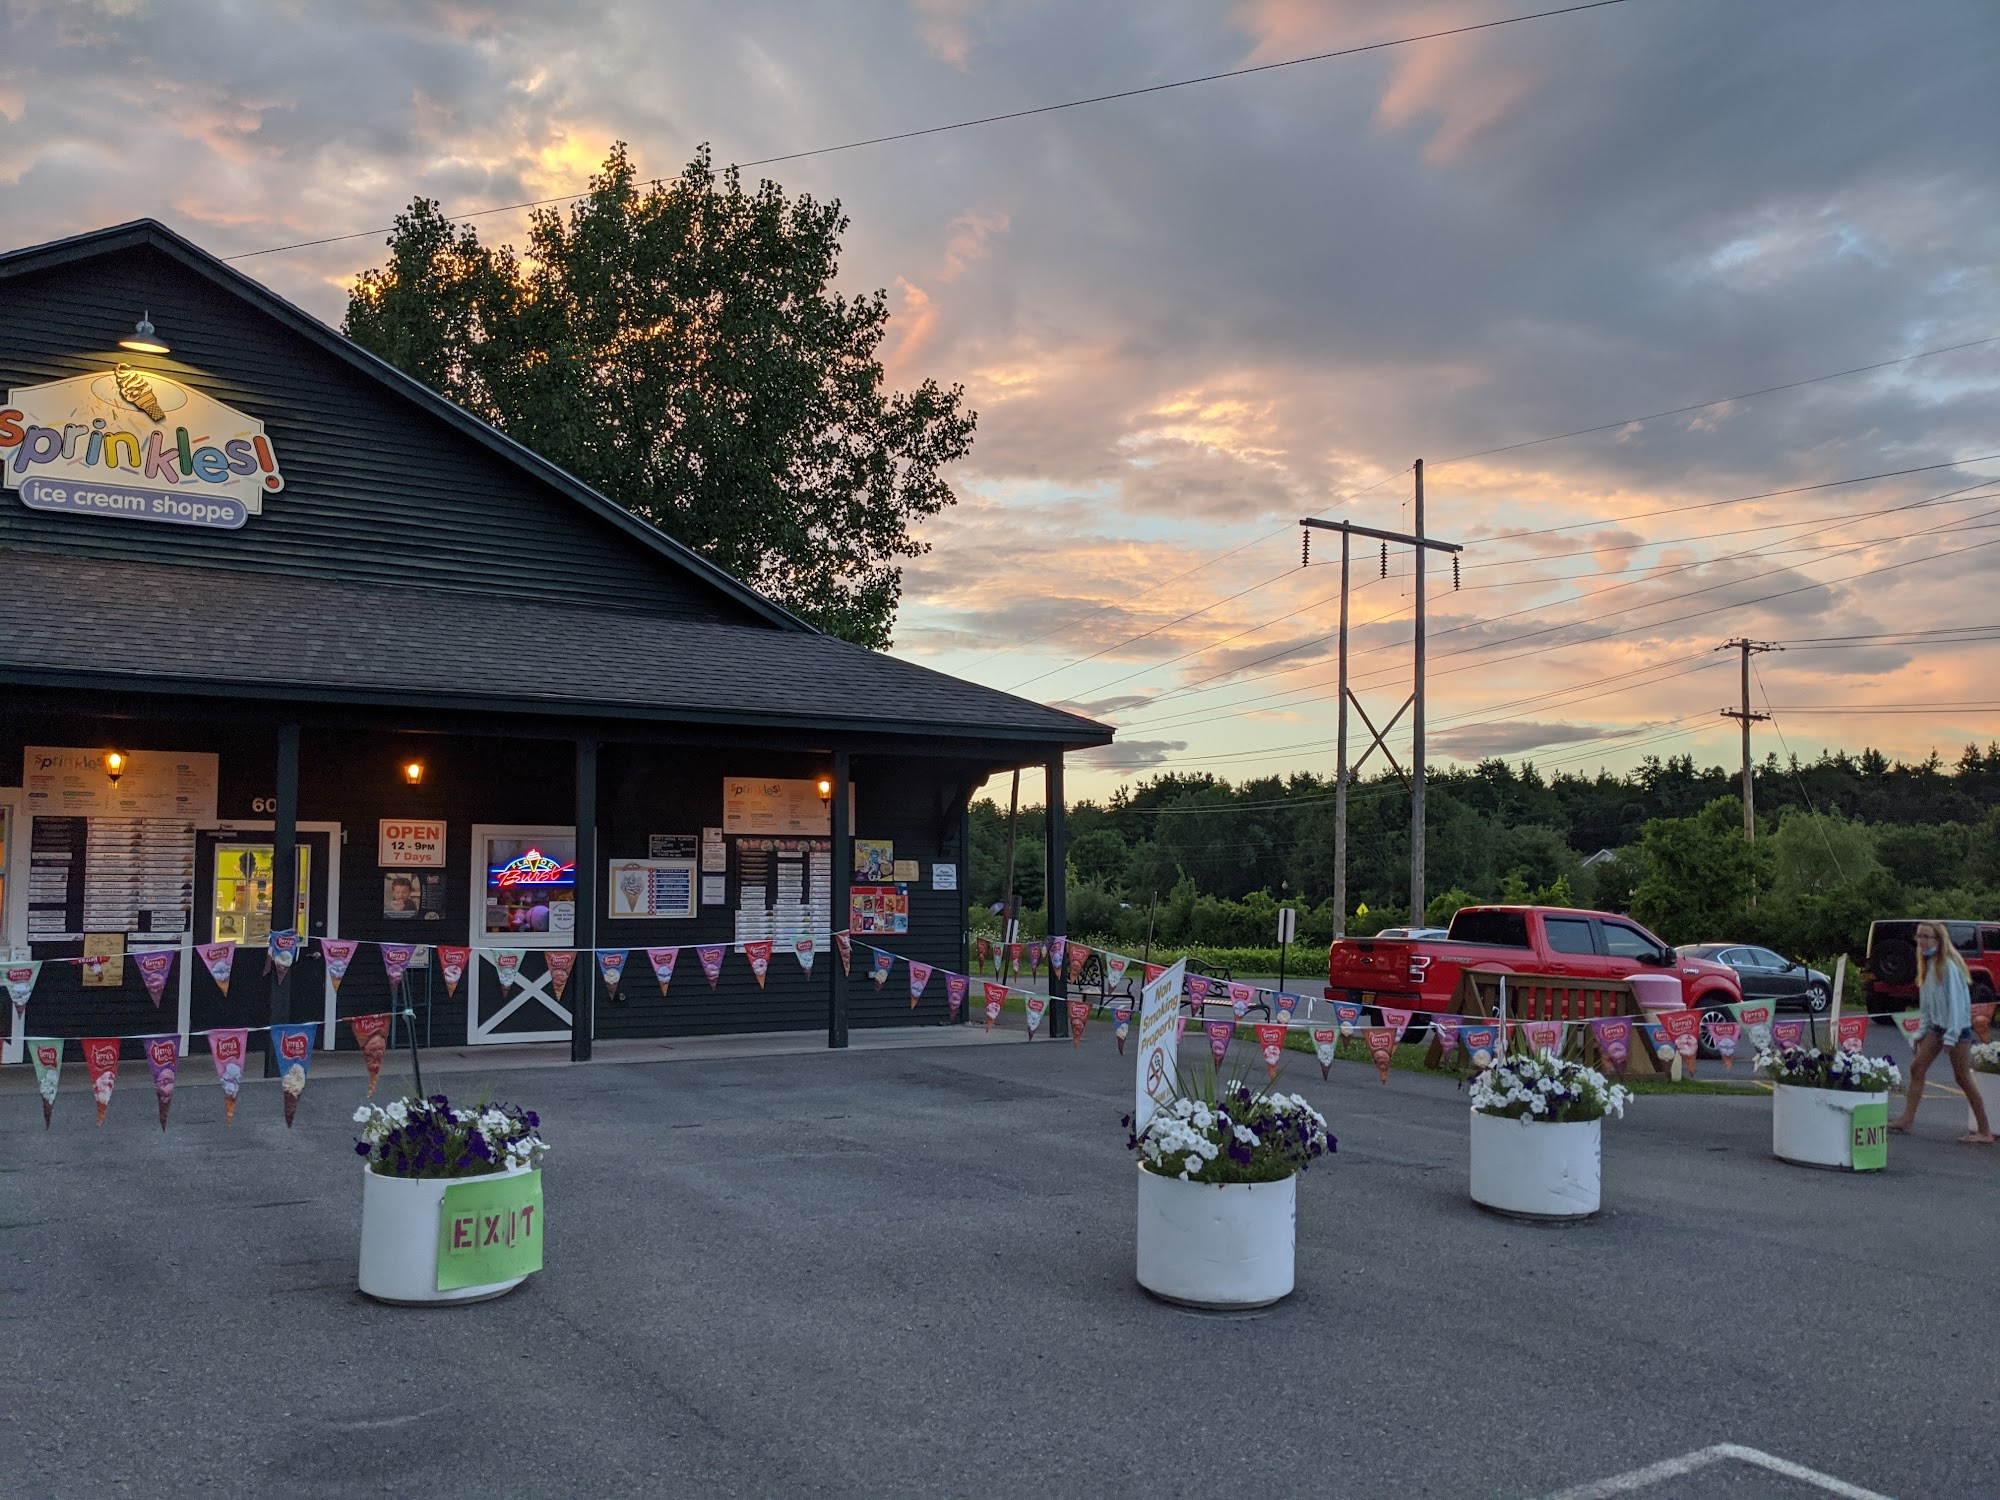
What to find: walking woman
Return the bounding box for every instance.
[1888,922,1994,1143]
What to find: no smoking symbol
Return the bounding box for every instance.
[1145,1048,1167,1097]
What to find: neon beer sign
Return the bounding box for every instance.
[490,849,575,889]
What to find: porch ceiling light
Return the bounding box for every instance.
[118,311,171,356]
[403,760,425,786]
[817,775,833,801]
[104,749,128,785]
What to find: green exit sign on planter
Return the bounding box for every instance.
[437,1171,545,1290]
[1849,1103,1888,1172]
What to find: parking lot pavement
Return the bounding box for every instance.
[2,1029,1994,1499]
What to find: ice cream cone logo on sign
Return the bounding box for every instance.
[1186,975,1212,1009]
[271,1023,317,1128]
[438,945,471,999]
[144,1036,179,1130]
[946,972,968,1020]
[618,865,646,917]
[1275,992,1302,1025]
[1461,1025,1497,1069]
[1255,1023,1286,1079]
[197,941,236,996]
[794,937,816,975]
[208,1029,248,1123]
[349,1014,391,1097]
[869,948,893,990]
[319,939,359,992]
[983,981,1007,1031]
[30,1038,62,1128]
[1067,943,1090,985]
[544,951,577,1002]
[1112,1003,1133,1055]
[1735,1002,1774,1054]
[1229,983,1254,1019]
[1105,955,1129,988]
[267,929,301,976]
[1049,936,1067,972]
[1067,999,1089,1047]
[908,962,933,1008]
[745,941,772,988]
[650,947,684,991]
[1771,1018,1807,1051]
[1836,1015,1869,1053]
[490,949,526,990]
[1363,1027,1396,1082]
[83,1038,120,1126]
[1204,1020,1233,1066]
[1312,1027,1340,1080]
[4,960,40,1020]
[598,951,628,1001]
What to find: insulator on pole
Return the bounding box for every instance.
[1302,529,1310,567]
[1453,554,1461,591]
[1380,541,1388,578]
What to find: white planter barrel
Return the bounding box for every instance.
[358,1164,534,1305]
[1469,1110,1601,1219]
[1771,1084,1887,1170]
[1135,1163,1296,1309]
[1967,1070,2000,1135]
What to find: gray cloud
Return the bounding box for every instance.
[1074,738,1188,773]
[1430,720,1641,759]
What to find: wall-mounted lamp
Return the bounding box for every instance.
[403,759,426,787]
[104,749,128,785]
[816,775,833,802]
[118,311,171,356]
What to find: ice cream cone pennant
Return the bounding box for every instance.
[834,932,851,976]
[319,939,359,992]
[266,929,301,976]
[598,950,627,1001]
[648,947,681,991]
[489,948,527,990]
[83,1037,121,1126]
[142,1035,179,1130]
[1112,1003,1132,1055]
[5,960,41,1022]
[269,1023,317,1127]
[945,973,967,1020]
[794,938,816,975]
[909,961,933,1008]
[982,981,1007,1031]
[1312,1027,1339,1080]
[697,945,725,989]
[1067,943,1089,985]
[745,941,772,988]
[29,1037,62,1128]
[1205,1020,1233,1065]
[869,948,893,990]
[1255,1023,1287,1079]
[381,943,419,994]
[438,946,471,999]
[544,950,577,1002]
[349,1014,392,1097]
[208,1029,249,1123]
[1067,999,1089,1046]
[1024,993,1047,1036]
[197,941,236,997]
[1363,1026,1396,1083]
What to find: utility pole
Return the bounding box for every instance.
[1717,638,1780,841]
[1301,485,1460,933]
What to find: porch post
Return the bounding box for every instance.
[264,722,300,1077]
[1046,757,1069,1037]
[829,748,850,1049]
[572,738,598,1063]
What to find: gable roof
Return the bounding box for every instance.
[0,218,808,633]
[0,550,1112,747]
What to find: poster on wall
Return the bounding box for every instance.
[382,872,444,920]
[849,885,910,936]
[853,839,894,880]
[647,834,698,860]
[607,859,697,920]
[25,747,218,823]
[701,828,726,871]
[932,863,958,891]
[378,820,446,868]
[700,874,725,907]
[892,859,920,882]
[722,779,830,836]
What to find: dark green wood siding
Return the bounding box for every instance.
[0,245,767,623]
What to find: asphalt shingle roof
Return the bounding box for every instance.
[0,550,1112,747]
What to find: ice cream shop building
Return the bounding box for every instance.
[0,219,1109,1067]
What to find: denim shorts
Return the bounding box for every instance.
[1926,1023,1970,1046]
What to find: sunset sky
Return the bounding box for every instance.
[5,0,1996,804]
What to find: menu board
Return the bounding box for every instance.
[25,747,218,823]
[722,778,830,836]
[732,837,831,952]
[607,858,697,920]
[28,815,195,939]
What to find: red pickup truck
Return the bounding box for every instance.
[1325,905,1743,1019]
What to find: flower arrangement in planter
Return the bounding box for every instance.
[1124,1063,1333,1309]
[354,1095,549,1305]
[1969,1042,2000,1134]
[1756,1045,1900,1171]
[1468,1049,1630,1220]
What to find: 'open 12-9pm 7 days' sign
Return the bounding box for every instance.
[436,1171,545,1291]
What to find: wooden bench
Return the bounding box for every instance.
[1426,968,1668,1076]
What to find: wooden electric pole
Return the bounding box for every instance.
[1718,638,1780,841]
[1301,476,1460,934]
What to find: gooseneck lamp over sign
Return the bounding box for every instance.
[118,311,171,356]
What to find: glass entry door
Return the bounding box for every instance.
[466,824,579,1045]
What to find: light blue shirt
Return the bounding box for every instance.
[1918,962,1973,1045]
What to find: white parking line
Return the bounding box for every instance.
[1536,1443,1894,1500]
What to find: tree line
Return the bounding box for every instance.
[971,746,2000,966]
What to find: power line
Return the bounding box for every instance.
[221,2,1637,264]
[1430,335,2000,467]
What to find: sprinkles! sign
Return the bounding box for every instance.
[2,365,285,530]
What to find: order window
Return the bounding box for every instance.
[212,844,310,945]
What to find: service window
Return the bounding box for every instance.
[1544,917,1596,955]
[211,843,310,946]
[1601,923,1659,960]
[482,835,576,937]
[1449,911,1530,947]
